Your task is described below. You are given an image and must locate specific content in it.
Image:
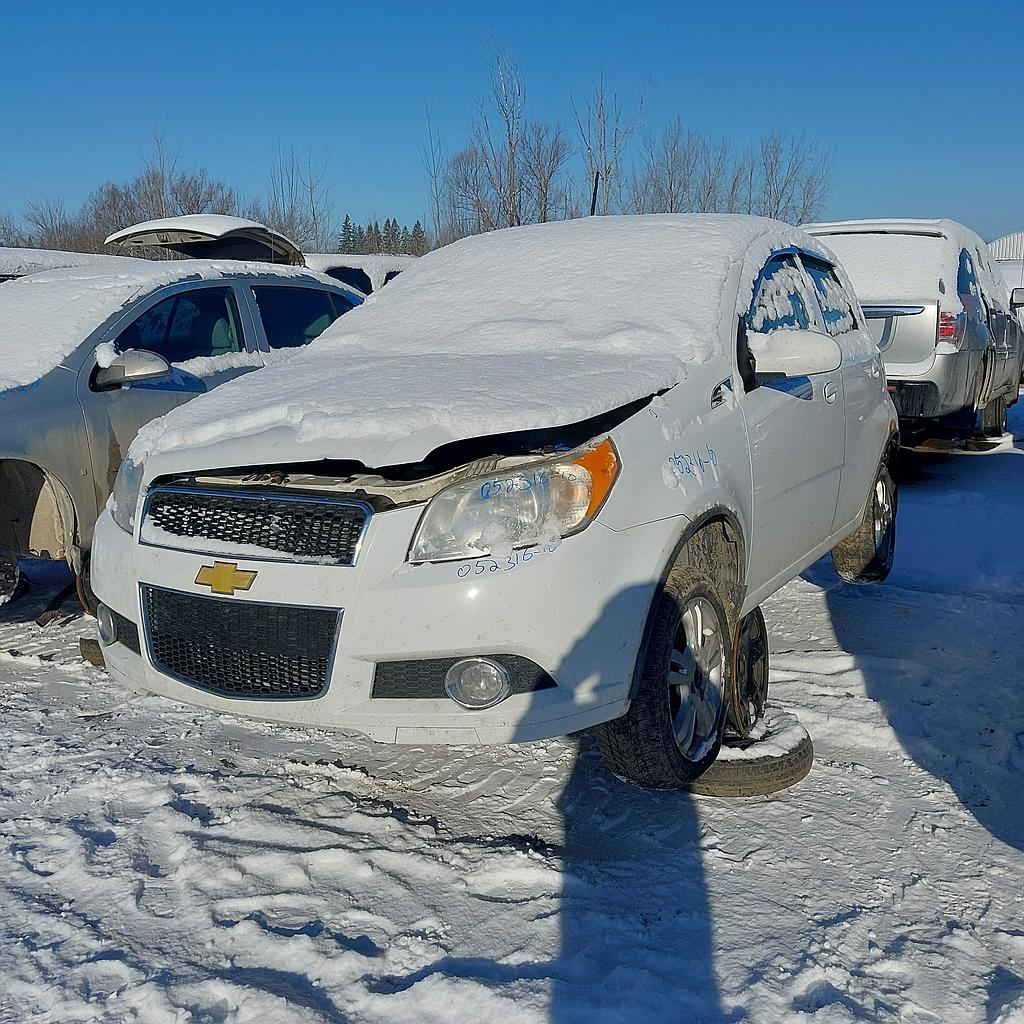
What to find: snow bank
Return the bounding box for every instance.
[0,261,338,392]
[130,215,833,466]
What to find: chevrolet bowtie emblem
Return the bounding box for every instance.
[195,561,257,596]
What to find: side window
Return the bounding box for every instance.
[802,258,858,337]
[748,256,816,334]
[252,287,344,350]
[114,288,243,364]
[957,248,981,315]
[325,266,373,294]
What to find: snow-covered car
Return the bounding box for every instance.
[805,219,1024,439]
[0,246,148,283]
[91,215,898,789]
[0,260,362,602]
[303,253,417,294]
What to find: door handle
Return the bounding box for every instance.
[711,377,733,409]
[823,381,839,405]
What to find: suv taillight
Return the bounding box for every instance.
[937,310,966,348]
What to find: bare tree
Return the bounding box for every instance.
[521,121,572,223]
[572,76,644,215]
[247,149,336,251]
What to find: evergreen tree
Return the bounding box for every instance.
[409,220,428,256]
[338,214,354,253]
[354,225,366,253]
[399,225,411,253]
[369,220,382,253]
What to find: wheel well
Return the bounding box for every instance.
[672,513,746,622]
[625,510,747,702]
[0,459,77,561]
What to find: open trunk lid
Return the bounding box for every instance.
[105,215,305,266]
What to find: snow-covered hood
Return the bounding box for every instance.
[131,214,834,476]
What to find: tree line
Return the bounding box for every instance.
[338,216,429,256]
[425,51,832,247]
[1,52,833,259]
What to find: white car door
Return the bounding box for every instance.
[738,253,846,597]
[800,254,890,531]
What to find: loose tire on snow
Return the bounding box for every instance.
[832,461,897,584]
[594,565,731,790]
[688,709,813,797]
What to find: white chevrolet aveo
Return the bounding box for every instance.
[92,215,898,790]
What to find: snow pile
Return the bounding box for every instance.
[0,262,339,391]
[93,340,119,368]
[130,215,834,466]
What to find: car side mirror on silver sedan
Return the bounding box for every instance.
[748,328,843,377]
[1010,287,1024,310]
[94,349,173,390]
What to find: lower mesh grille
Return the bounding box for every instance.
[143,586,339,699]
[110,608,140,655]
[372,656,556,699]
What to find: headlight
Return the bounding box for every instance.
[409,439,619,563]
[111,456,145,534]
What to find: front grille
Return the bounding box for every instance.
[143,586,339,699]
[372,656,557,699]
[143,488,369,564]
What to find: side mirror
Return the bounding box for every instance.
[748,328,842,377]
[1011,287,1024,310]
[95,349,172,390]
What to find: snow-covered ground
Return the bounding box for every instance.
[3,414,1024,1023]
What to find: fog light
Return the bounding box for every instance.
[444,657,512,709]
[96,603,116,646]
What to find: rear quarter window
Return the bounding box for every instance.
[252,286,345,350]
[802,258,858,336]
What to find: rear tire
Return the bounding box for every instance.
[832,461,897,584]
[981,395,1008,437]
[594,565,731,790]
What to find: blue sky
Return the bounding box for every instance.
[3,0,1022,239]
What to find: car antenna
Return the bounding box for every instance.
[590,171,600,216]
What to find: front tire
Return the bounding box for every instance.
[594,565,731,790]
[831,461,897,584]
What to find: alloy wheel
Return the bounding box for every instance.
[669,597,725,761]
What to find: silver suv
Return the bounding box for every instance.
[0,260,362,601]
[805,219,1024,439]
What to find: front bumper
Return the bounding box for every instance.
[92,503,684,744]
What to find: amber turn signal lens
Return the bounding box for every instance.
[574,439,620,516]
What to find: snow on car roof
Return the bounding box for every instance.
[804,218,964,240]
[0,260,338,391]
[0,246,148,279]
[805,219,998,304]
[130,214,832,470]
[303,253,417,292]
